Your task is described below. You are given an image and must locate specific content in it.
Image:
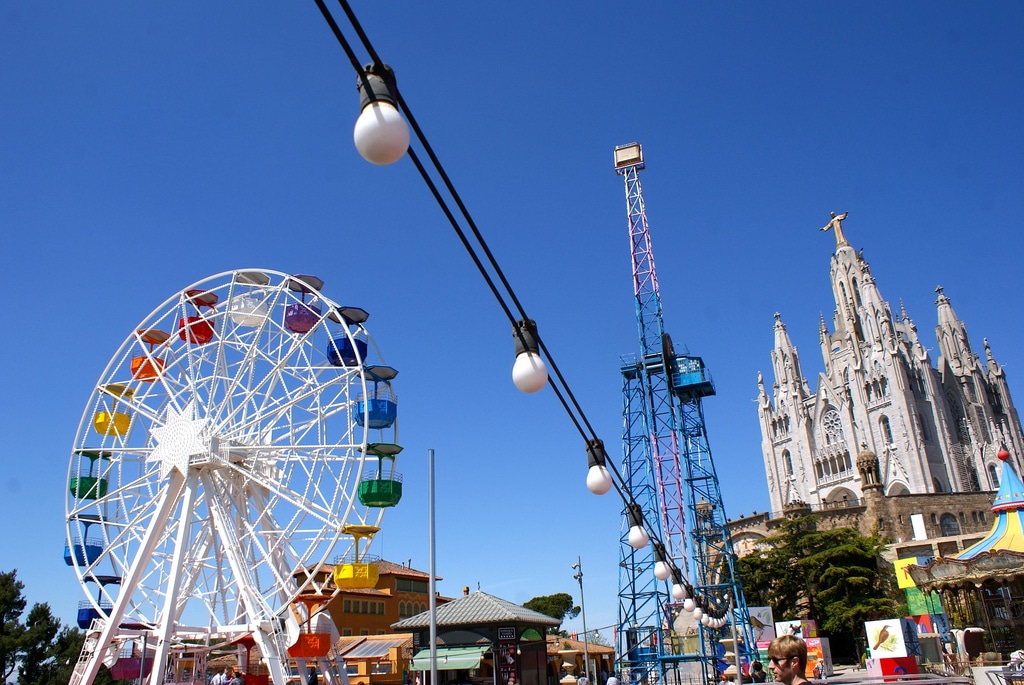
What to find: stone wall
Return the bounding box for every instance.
[728,489,995,557]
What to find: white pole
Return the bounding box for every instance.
[574,557,592,685]
[428,449,438,685]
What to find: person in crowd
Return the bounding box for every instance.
[750,661,767,683]
[767,635,809,685]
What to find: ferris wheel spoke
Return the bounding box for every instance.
[202,471,278,619]
[150,477,200,674]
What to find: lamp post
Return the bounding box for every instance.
[572,557,592,685]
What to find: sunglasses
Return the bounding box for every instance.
[769,657,792,666]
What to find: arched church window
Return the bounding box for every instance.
[783,450,793,476]
[815,461,823,480]
[939,513,961,536]
[932,478,943,493]
[853,279,862,306]
[880,416,894,445]
[880,377,888,396]
[989,464,1000,489]
[822,408,844,445]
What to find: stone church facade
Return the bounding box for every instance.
[756,216,1024,517]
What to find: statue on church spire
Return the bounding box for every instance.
[819,211,850,248]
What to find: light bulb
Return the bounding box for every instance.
[671,583,688,601]
[654,561,671,581]
[692,608,703,621]
[683,598,695,612]
[354,101,410,165]
[586,464,612,495]
[700,615,711,627]
[627,525,649,549]
[512,351,548,393]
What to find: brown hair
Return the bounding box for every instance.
[768,635,807,675]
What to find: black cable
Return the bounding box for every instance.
[313,0,723,618]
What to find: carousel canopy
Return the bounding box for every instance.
[907,448,1024,589]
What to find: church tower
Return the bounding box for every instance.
[757,214,1024,514]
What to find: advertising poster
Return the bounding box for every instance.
[905,587,944,616]
[497,628,518,685]
[773,620,817,639]
[865,619,907,658]
[893,557,930,589]
[804,638,832,678]
[748,607,775,643]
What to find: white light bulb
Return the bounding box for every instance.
[354,101,410,165]
[692,607,703,621]
[586,464,612,495]
[671,583,688,601]
[700,615,711,627]
[683,598,695,612]
[512,351,548,393]
[654,561,671,581]
[627,525,649,549]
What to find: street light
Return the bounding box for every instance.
[572,557,592,685]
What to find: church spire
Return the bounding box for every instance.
[771,312,806,399]
[984,338,1004,378]
[935,285,977,374]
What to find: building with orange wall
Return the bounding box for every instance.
[324,559,451,637]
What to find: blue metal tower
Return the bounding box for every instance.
[614,142,755,685]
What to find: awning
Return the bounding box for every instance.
[340,637,409,660]
[410,646,487,671]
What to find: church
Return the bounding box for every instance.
[755,213,1024,519]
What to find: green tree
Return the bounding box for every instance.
[523,593,580,633]
[17,603,61,685]
[1,570,28,683]
[0,569,113,685]
[736,516,906,660]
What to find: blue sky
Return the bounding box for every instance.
[2,2,1023,641]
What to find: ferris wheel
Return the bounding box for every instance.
[64,270,401,685]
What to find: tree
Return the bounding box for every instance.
[736,516,906,660]
[1,570,28,683]
[17,603,61,685]
[0,569,112,685]
[523,593,580,633]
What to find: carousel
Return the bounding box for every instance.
[908,447,1024,656]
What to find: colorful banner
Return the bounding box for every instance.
[905,587,943,616]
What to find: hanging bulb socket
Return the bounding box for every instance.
[354,63,409,165]
[512,319,548,393]
[626,503,649,549]
[357,63,399,109]
[585,438,613,495]
[653,543,672,581]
